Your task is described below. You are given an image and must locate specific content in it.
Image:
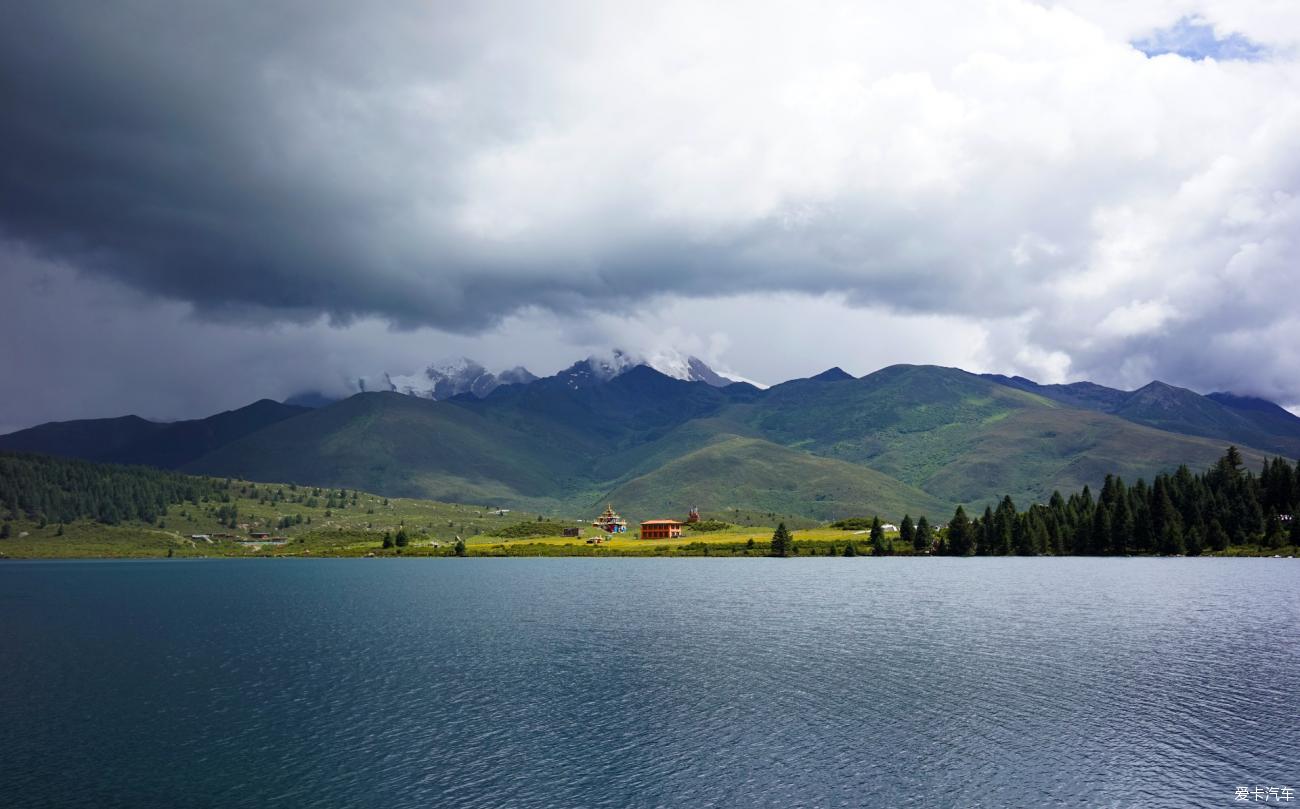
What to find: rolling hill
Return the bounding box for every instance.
[603,435,950,523]
[183,392,581,510]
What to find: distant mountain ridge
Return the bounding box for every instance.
[350,350,741,402]
[981,374,1300,456]
[0,400,307,469]
[3,360,1294,522]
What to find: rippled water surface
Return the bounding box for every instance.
[0,558,1296,808]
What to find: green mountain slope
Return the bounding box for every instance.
[1207,392,1300,444]
[114,400,308,468]
[736,365,1273,507]
[0,415,166,461]
[983,374,1300,457]
[0,400,307,468]
[917,406,1269,506]
[600,436,950,523]
[184,392,581,508]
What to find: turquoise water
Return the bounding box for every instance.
[0,558,1296,808]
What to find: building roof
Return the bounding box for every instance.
[641,519,683,525]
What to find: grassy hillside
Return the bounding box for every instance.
[917,407,1270,506]
[984,374,1300,457]
[742,364,1049,471]
[732,365,1275,508]
[601,436,950,523]
[185,392,581,509]
[0,451,542,558]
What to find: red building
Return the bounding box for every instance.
[640,519,684,540]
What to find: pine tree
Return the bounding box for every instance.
[454,537,467,557]
[994,496,1016,555]
[1110,494,1133,556]
[770,522,792,558]
[899,515,915,550]
[946,506,974,556]
[1207,519,1229,552]
[977,506,994,556]
[870,516,891,556]
[1089,505,1111,556]
[914,516,932,554]
[1263,512,1286,549]
[382,531,394,549]
[843,542,857,557]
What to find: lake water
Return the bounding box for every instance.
[0,558,1296,808]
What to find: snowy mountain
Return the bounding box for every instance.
[359,350,747,401]
[554,349,745,388]
[358,358,538,401]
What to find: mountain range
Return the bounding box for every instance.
[347,350,742,403]
[3,356,1297,524]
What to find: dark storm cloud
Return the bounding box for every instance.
[3,0,1300,423]
[0,1,1103,330]
[0,2,491,327]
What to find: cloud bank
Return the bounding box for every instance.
[2,1,1300,426]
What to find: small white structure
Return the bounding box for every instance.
[881,523,899,533]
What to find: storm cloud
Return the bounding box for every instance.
[3,1,1300,427]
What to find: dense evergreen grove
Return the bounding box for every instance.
[928,447,1299,556]
[0,451,231,525]
[0,452,372,530]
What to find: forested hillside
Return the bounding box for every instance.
[0,452,228,525]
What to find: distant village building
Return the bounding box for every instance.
[686,507,701,523]
[640,519,684,540]
[562,527,581,538]
[249,531,270,539]
[881,523,899,533]
[593,504,628,534]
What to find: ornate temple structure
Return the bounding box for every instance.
[593,504,628,534]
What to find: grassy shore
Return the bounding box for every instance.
[2,514,1294,560]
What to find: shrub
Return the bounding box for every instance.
[685,520,731,533]
[490,520,571,538]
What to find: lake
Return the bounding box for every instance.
[0,558,1296,808]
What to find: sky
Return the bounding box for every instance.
[3,1,1300,431]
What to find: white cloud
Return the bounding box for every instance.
[3,0,1300,421]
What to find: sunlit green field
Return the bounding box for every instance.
[2,478,1293,559]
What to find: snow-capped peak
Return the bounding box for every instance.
[577,348,743,387]
[358,358,537,401]
[358,349,754,401]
